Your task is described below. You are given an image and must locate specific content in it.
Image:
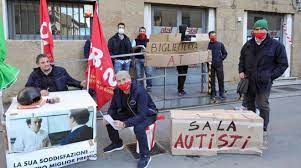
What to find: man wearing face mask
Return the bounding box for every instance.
[133,27,152,92]
[207,31,228,100]
[239,19,288,134]
[103,71,157,168]
[108,23,133,72]
[13,117,51,152]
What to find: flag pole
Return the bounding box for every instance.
[0,90,5,124]
[87,65,91,91]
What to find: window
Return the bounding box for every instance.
[152,6,207,34]
[7,0,94,40]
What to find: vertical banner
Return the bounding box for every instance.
[87,2,116,109]
[40,0,54,63]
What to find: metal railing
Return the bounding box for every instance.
[54,52,209,109]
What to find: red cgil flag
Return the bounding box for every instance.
[40,0,54,63]
[86,2,116,109]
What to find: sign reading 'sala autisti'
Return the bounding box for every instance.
[170,110,264,156]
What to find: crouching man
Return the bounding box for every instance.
[104,71,157,168]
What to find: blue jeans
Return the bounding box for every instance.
[114,59,131,73]
[135,59,152,88]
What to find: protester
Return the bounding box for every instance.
[133,27,152,92]
[176,24,190,96]
[208,31,228,100]
[108,22,133,72]
[103,71,157,168]
[13,117,51,152]
[25,54,86,96]
[60,108,93,145]
[238,19,288,133]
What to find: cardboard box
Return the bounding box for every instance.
[5,90,98,168]
[145,50,212,67]
[170,109,263,156]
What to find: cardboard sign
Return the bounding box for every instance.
[145,33,211,67]
[145,50,212,67]
[5,90,97,168]
[170,110,263,156]
[149,33,181,43]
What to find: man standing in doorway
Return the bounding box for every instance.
[108,23,133,73]
[239,19,288,133]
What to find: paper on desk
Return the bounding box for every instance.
[102,114,121,130]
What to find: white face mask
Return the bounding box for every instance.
[118,28,125,34]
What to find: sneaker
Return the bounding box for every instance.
[137,156,151,168]
[178,90,186,96]
[103,143,124,153]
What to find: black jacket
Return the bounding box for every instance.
[239,34,288,93]
[25,66,82,91]
[208,41,228,67]
[60,125,93,145]
[108,33,132,60]
[134,38,148,59]
[108,80,157,127]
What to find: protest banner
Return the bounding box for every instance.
[145,33,211,67]
[171,109,263,156]
[145,50,212,67]
[5,90,97,168]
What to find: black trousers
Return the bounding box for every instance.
[176,65,188,92]
[106,112,156,157]
[246,86,271,130]
[210,64,224,97]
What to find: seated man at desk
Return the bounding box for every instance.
[60,108,93,145]
[13,117,51,152]
[25,54,86,96]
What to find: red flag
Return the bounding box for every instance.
[87,2,116,109]
[40,0,54,63]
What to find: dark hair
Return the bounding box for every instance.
[117,22,125,28]
[139,27,146,31]
[70,108,90,125]
[36,54,48,64]
[208,31,216,36]
[26,118,42,125]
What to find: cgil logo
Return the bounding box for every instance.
[88,44,117,87]
[40,22,52,45]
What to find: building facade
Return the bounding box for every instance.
[1,0,301,102]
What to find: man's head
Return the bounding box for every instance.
[139,27,146,33]
[138,27,147,40]
[26,117,42,133]
[36,54,51,73]
[208,31,217,42]
[253,19,268,40]
[115,71,131,93]
[117,22,125,35]
[69,108,90,128]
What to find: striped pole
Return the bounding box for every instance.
[207,62,212,95]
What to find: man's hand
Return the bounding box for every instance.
[113,120,125,129]
[80,80,87,88]
[239,72,245,79]
[40,90,49,96]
